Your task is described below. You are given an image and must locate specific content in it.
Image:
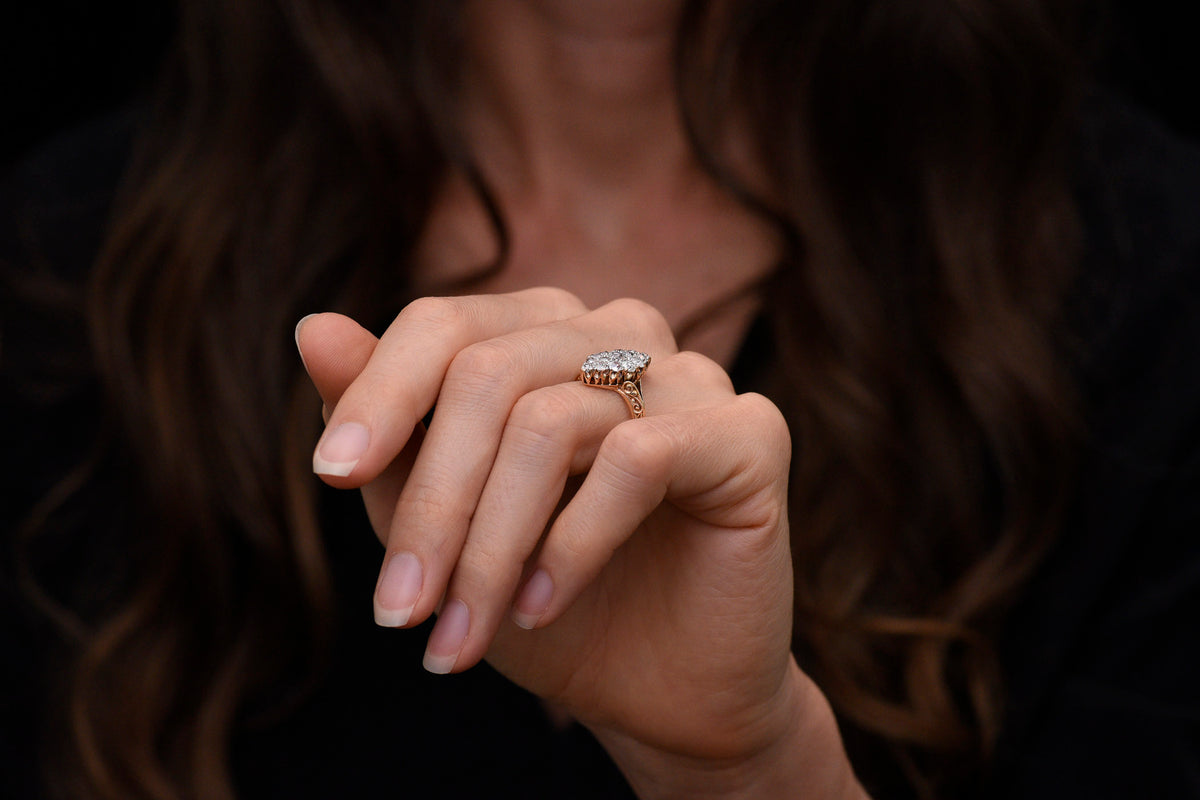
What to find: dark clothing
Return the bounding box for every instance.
[3,96,1199,798]
[987,96,1200,797]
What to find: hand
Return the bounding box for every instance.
[297,289,865,797]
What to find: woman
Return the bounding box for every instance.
[3,0,1198,798]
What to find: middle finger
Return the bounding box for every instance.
[423,350,736,674]
[372,299,676,633]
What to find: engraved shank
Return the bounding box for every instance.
[578,349,650,418]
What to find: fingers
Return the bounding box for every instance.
[295,312,424,541]
[373,299,678,648]
[418,352,751,675]
[514,390,792,634]
[295,312,378,408]
[302,293,790,684]
[311,288,586,484]
[417,381,633,672]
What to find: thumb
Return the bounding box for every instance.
[295,312,422,543]
[295,312,378,411]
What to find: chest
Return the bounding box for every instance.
[412,171,781,365]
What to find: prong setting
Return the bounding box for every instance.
[579,349,650,386]
[578,350,650,418]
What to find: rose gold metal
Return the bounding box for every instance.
[577,351,650,419]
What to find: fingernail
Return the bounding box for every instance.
[512,569,553,630]
[374,552,422,627]
[423,599,469,675]
[313,422,370,476]
[294,314,318,372]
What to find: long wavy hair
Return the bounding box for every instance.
[18,0,1085,797]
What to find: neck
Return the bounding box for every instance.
[419,0,779,367]
[459,0,692,202]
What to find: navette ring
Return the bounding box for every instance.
[577,349,650,419]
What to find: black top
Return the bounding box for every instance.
[2,96,1198,798]
[987,97,1200,798]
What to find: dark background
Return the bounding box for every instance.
[3,0,1198,172]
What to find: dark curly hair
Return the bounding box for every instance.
[17,0,1085,797]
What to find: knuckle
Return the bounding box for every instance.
[601,298,675,347]
[508,389,577,449]
[399,295,469,333]
[447,339,518,383]
[442,340,523,412]
[399,476,459,526]
[525,286,588,317]
[736,392,792,460]
[669,350,735,393]
[553,523,592,564]
[453,542,504,593]
[604,296,656,317]
[600,420,674,484]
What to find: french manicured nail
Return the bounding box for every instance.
[374,552,422,627]
[423,599,470,675]
[313,422,370,476]
[294,314,317,372]
[512,569,553,630]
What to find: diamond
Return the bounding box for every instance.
[580,349,650,385]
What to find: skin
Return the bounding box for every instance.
[297,1,870,797]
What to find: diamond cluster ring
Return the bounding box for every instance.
[577,349,651,419]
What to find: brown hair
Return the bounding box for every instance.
[20,0,1084,797]
[692,3,1084,793]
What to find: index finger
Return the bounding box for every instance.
[311,287,586,484]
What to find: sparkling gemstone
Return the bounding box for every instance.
[582,349,649,375]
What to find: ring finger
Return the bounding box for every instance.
[423,351,736,674]
[372,300,677,633]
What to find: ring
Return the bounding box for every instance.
[577,349,650,419]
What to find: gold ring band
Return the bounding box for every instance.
[577,349,650,419]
